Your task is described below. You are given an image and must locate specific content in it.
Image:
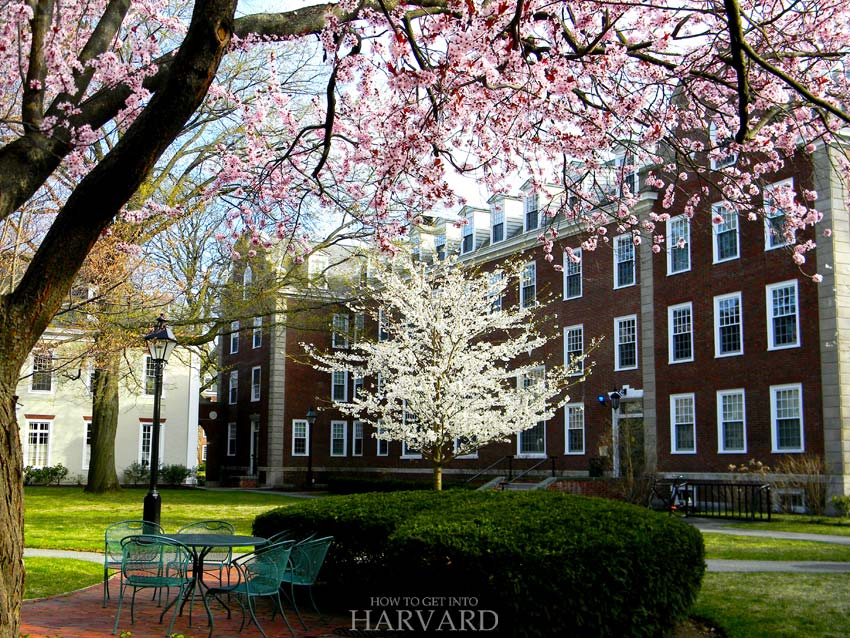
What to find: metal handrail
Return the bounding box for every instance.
[464,455,513,484]
[505,457,550,484]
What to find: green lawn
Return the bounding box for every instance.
[694,573,850,638]
[24,486,301,552]
[703,533,850,561]
[24,557,102,600]
[726,514,850,536]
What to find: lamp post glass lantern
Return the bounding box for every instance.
[142,316,177,531]
[306,407,317,490]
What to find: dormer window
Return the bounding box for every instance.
[709,122,737,170]
[524,193,539,232]
[435,234,446,260]
[491,209,504,243]
[619,153,639,195]
[462,219,474,254]
[308,253,328,288]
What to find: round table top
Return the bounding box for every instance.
[167,533,265,548]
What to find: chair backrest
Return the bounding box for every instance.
[285,536,333,586]
[237,545,291,597]
[120,535,191,582]
[105,520,163,563]
[265,529,294,544]
[176,519,235,534]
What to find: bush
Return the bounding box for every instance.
[254,491,704,637]
[832,495,850,518]
[122,461,149,486]
[160,464,193,486]
[23,464,69,486]
[325,474,434,494]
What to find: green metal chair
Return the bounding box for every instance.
[205,540,296,638]
[176,519,235,579]
[279,536,333,628]
[103,520,163,608]
[111,535,193,637]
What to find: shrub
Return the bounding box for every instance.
[160,464,193,486]
[23,464,69,486]
[773,454,828,515]
[832,495,850,518]
[325,474,434,494]
[122,461,149,486]
[254,491,704,637]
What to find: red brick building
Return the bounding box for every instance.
[207,144,850,505]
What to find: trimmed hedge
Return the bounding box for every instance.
[254,490,704,637]
[324,474,433,494]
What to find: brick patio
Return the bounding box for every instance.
[23,576,353,638]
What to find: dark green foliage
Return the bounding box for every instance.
[122,461,149,486]
[254,491,705,637]
[325,474,434,494]
[160,464,193,486]
[23,464,69,486]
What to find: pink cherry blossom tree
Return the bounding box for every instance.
[2,0,850,632]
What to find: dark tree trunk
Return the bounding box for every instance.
[85,349,121,493]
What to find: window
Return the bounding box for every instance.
[712,203,739,262]
[767,280,799,350]
[563,249,582,300]
[518,369,546,456]
[140,423,152,466]
[353,421,364,456]
[229,321,239,354]
[709,121,737,169]
[717,390,746,453]
[353,313,365,343]
[454,435,479,459]
[82,422,92,470]
[332,313,349,349]
[251,366,261,402]
[242,266,253,299]
[615,315,638,370]
[378,309,389,342]
[252,317,262,349]
[668,303,694,363]
[670,393,696,453]
[619,152,639,195]
[331,421,347,456]
[462,218,474,254]
[376,420,389,456]
[27,421,50,467]
[614,235,635,288]
[524,193,539,231]
[667,215,691,274]
[492,208,504,243]
[771,383,804,452]
[401,404,421,458]
[332,370,347,403]
[143,356,157,396]
[520,262,536,308]
[352,375,364,400]
[764,178,795,249]
[228,371,238,404]
[563,325,584,376]
[308,253,328,288]
[565,404,585,455]
[488,271,503,313]
[292,419,308,456]
[435,234,447,260]
[714,292,743,357]
[227,423,237,456]
[31,352,53,393]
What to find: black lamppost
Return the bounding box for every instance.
[142,315,178,531]
[305,407,317,490]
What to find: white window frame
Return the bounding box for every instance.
[771,383,804,453]
[563,248,582,300]
[229,321,239,354]
[242,266,253,299]
[401,404,422,458]
[330,420,348,457]
[352,421,364,457]
[670,393,696,454]
[454,436,479,459]
[613,235,635,289]
[227,422,237,457]
[764,178,795,250]
[332,313,349,349]
[26,420,52,468]
[139,423,153,466]
[82,421,93,470]
[143,355,157,396]
[252,316,262,349]
[614,315,638,371]
[668,302,694,364]
[331,370,348,403]
[461,216,474,254]
[292,419,309,456]
[517,367,547,458]
[250,366,261,402]
[353,313,365,343]
[714,292,743,357]
[766,280,800,350]
[717,389,747,454]
[352,375,364,400]
[564,403,585,455]
[524,192,539,232]
[488,271,503,313]
[378,309,389,342]
[491,208,505,244]
[228,371,238,405]
[563,324,584,376]
[709,121,737,170]
[30,352,54,394]
[376,420,389,456]
[712,203,740,263]
[520,261,536,309]
[666,215,691,275]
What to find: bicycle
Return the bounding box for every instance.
[648,475,694,517]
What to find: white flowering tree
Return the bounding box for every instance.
[305,254,584,490]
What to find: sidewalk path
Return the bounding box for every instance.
[686,517,850,545]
